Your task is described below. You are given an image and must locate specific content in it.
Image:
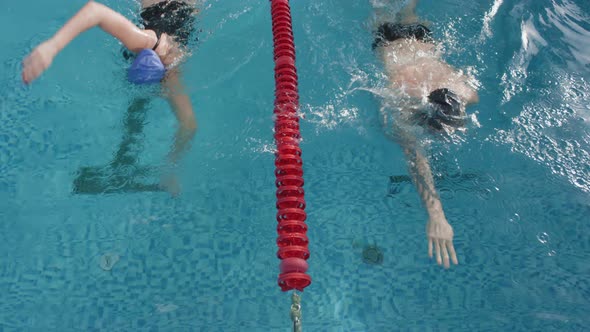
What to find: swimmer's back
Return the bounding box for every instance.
[378,40,477,103]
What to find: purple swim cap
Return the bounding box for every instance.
[128,49,166,84]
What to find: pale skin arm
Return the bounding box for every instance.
[162,69,197,165]
[397,126,459,268]
[158,69,197,195]
[22,1,158,84]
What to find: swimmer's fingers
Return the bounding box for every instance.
[22,56,40,84]
[22,41,56,84]
[441,241,450,269]
[22,56,31,83]
[22,54,39,84]
[435,239,442,266]
[447,241,458,265]
[23,53,48,84]
[428,237,433,259]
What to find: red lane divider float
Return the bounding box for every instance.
[270,0,311,292]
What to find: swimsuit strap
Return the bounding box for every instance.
[152,31,162,51]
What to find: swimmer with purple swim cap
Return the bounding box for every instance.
[128,49,166,84]
[22,1,199,194]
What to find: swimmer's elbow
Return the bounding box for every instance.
[181,118,197,136]
[84,1,103,24]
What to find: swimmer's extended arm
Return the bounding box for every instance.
[398,128,458,268]
[22,1,157,83]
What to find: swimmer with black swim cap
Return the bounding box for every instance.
[22,0,199,194]
[372,0,479,268]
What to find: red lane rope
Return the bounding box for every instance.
[270,0,311,292]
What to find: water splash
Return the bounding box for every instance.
[501,16,548,104]
[491,70,590,192]
[480,0,504,41]
[545,0,590,71]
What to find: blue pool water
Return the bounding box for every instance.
[1,0,589,330]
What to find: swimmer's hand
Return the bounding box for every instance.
[426,217,458,269]
[159,171,181,197]
[22,40,58,84]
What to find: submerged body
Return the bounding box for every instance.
[373,0,479,268]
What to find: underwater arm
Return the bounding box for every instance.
[397,127,458,268]
[157,69,197,195]
[22,1,156,83]
[162,69,197,165]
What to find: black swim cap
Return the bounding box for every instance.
[425,88,465,130]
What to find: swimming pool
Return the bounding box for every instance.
[1,0,589,330]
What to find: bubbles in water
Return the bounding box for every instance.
[509,213,521,223]
[536,232,549,244]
